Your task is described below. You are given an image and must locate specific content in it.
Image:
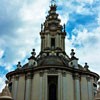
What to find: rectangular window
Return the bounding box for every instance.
[51,38,55,49]
[48,76,58,100]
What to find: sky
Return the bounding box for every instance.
[0,0,100,92]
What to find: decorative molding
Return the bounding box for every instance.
[25,73,32,79]
[86,76,91,82]
[62,71,66,77]
[39,70,44,77]
[15,75,19,80]
[48,68,58,74]
[74,73,80,80]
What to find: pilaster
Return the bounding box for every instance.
[14,75,19,100]
[58,70,63,100]
[87,76,93,100]
[25,73,32,100]
[81,75,88,100]
[62,71,67,100]
[44,70,48,100]
[74,73,81,100]
[66,72,74,100]
[39,71,44,100]
[17,74,25,100]
[11,76,15,98]
[47,34,50,48]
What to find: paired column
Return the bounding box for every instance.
[25,73,32,100]
[66,73,74,100]
[81,75,88,100]
[74,73,81,100]
[87,76,93,100]
[17,75,25,100]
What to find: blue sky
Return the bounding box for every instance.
[0,0,100,91]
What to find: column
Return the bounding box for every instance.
[45,35,47,48]
[31,73,40,100]
[59,35,61,48]
[31,74,34,100]
[25,73,32,100]
[62,71,67,100]
[58,71,63,100]
[44,70,48,100]
[13,75,19,100]
[74,73,81,100]
[47,34,50,48]
[91,77,95,100]
[11,76,15,98]
[81,75,88,100]
[56,34,59,48]
[39,71,44,100]
[17,75,25,100]
[62,37,65,51]
[41,37,43,51]
[61,37,63,50]
[43,38,45,50]
[66,72,74,100]
[87,76,93,100]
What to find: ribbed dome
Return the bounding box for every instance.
[37,55,69,66]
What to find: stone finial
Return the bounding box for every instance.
[17,61,21,69]
[84,63,89,70]
[31,49,36,57]
[28,49,37,67]
[70,49,75,57]
[0,80,13,100]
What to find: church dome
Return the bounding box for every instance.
[37,55,69,67]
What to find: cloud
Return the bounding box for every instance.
[70,26,100,73]
[0,0,50,91]
[0,0,100,92]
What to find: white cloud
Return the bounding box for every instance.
[0,49,4,59]
[70,26,100,75]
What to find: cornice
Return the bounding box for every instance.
[6,65,99,80]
